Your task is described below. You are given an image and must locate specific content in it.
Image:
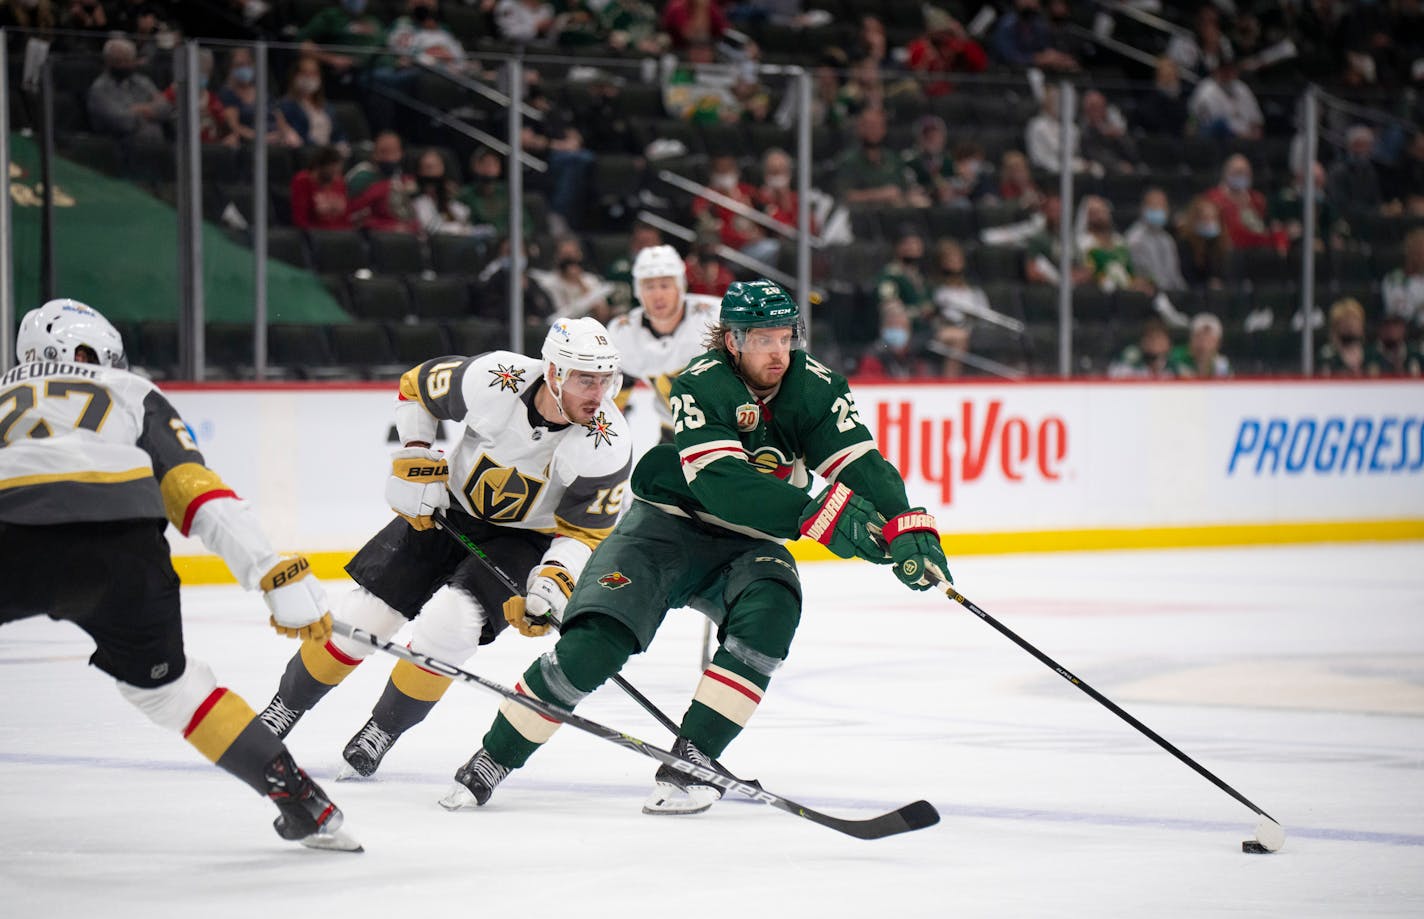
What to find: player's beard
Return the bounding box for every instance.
[561,393,601,424]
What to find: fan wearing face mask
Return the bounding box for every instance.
[295,0,388,78]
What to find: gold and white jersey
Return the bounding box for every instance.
[607,294,720,430]
[0,360,224,527]
[396,351,633,554]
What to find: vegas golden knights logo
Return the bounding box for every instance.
[463,453,545,522]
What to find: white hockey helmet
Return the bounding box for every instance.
[16,299,127,368]
[542,315,621,389]
[631,244,687,303]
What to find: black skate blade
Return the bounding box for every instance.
[299,827,364,853]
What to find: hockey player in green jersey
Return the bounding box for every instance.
[441,279,950,814]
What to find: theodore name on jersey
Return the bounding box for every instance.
[396,351,632,547]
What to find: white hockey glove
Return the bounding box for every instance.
[260,555,333,642]
[386,446,449,530]
[502,564,575,638]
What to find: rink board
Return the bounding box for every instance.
[158,378,1424,582]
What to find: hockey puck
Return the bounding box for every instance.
[1241,840,1271,854]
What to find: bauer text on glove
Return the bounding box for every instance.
[261,555,333,642]
[386,446,449,530]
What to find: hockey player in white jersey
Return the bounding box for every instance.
[0,300,358,851]
[258,317,633,781]
[607,244,719,447]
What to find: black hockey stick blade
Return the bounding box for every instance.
[332,619,938,841]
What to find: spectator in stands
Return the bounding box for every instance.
[1126,187,1186,292]
[905,7,988,97]
[685,234,735,297]
[598,0,669,55]
[604,222,664,313]
[801,52,850,129]
[290,145,352,231]
[61,0,107,31]
[660,0,728,52]
[1327,125,1391,217]
[276,56,348,153]
[1367,315,1423,377]
[1079,89,1139,175]
[1389,129,1424,216]
[1079,195,1152,293]
[1205,154,1277,251]
[478,236,557,321]
[1317,297,1368,377]
[412,148,475,237]
[296,0,386,85]
[494,0,555,45]
[1188,55,1263,141]
[692,155,775,264]
[1166,4,1233,79]
[851,14,889,67]
[1108,316,1175,379]
[875,229,932,331]
[991,0,1078,72]
[1382,227,1424,330]
[755,147,814,239]
[1269,161,1349,251]
[346,132,420,234]
[459,146,531,239]
[161,48,236,147]
[996,150,1042,209]
[1176,195,1233,289]
[1167,312,1232,378]
[945,141,996,205]
[902,116,955,205]
[218,47,288,145]
[836,107,921,206]
[121,3,176,67]
[530,236,614,322]
[521,83,595,231]
[389,0,469,68]
[1025,84,1087,175]
[1025,195,1091,287]
[551,0,605,47]
[87,37,171,149]
[858,303,934,379]
[1132,56,1189,138]
[2,0,54,38]
[928,239,984,377]
[835,54,888,121]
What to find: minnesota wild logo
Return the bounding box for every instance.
[584,410,617,448]
[598,571,632,589]
[488,364,527,393]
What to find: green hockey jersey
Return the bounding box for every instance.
[631,348,911,540]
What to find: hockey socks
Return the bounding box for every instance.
[680,649,772,758]
[481,614,637,771]
[338,661,455,778]
[184,687,284,793]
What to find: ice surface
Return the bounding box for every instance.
[3,543,1422,917]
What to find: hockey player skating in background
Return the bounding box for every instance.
[442,280,950,814]
[0,300,358,851]
[258,317,632,781]
[608,244,719,449]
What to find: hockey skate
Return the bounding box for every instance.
[263,751,363,852]
[257,694,304,740]
[336,718,399,781]
[439,749,511,810]
[643,737,725,815]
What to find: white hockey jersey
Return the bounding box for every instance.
[0,359,217,526]
[395,351,633,559]
[607,294,720,432]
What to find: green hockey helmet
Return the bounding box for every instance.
[719,280,805,351]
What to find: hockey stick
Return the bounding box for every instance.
[933,574,1285,851]
[330,618,939,840]
[429,509,761,790]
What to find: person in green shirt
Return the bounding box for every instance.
[457,146,533,238]
[297,0,387,82]
[440,280,951,815]
[875,229,934,335]
[1166,312,1232,378]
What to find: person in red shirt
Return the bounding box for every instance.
[1204,154,1281,251]
[755,147,817,235]
[693,155,762,252]
[659,0,728,51]
[685,238,735,297]
[905,7,988,97]
[161,47,237,147]
[290,145,352,230]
